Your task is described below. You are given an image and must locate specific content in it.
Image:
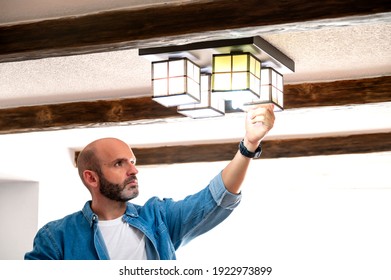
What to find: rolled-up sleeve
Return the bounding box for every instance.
[209,171,242,210]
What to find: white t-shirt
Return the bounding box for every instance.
[98,216,147,260]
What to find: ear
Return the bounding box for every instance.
[83,170,99,189]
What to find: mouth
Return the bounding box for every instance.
[125,177,138,188]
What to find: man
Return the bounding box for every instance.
[25,104,275,260]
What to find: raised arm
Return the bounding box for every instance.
[221,104,275,194]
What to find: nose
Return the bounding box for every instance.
[126,160,138,176]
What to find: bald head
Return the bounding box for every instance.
[77,138,130,185]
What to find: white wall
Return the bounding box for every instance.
[168,154,391,279]
[0,181,39,260]
[0,126,390,278]
[137,154,391,279]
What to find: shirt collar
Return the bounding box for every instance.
[82,200,139,227]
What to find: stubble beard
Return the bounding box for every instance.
[98,171,139,202]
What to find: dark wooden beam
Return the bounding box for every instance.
[1,76,390,134]
[74,132,391,166]
[1,0,390,62]
[0,97,181,134]
[262,132,391,159]
[284,75,391,109]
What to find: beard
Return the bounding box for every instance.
[98,171,139,202]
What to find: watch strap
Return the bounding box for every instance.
[239,139,262,158]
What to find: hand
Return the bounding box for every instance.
[244,104,275,150]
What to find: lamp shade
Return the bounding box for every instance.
[244,67,284,111]
[211,53,261,103]
[152,58,201,107]
[178,74,225,118]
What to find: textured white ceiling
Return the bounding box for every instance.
[1,1,391,109]
[1,21,390,109]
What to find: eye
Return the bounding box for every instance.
[114,160,124,167]
[113,158,136,167]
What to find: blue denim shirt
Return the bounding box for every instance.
[25,172,241,260]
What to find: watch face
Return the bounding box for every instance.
[254,149,262,158]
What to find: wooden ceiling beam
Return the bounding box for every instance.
[0,97,181,134]
[1,0,390,62]
[1,76,390,135]
[74,132,391,166]
[284,75,391,108]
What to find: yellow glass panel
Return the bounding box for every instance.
[213,55,232,73]
[213,73,231,91]
[249,57,255,75]
[249,56,261,77]
[232,72,248,90]
[153,61,168,79]
[153,79,168,96]
[250,58,261,78]
[232,54,248,72]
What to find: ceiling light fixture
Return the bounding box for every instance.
[139,36,294,117]
[243,67,284,111]
[178,73,225,118]
[151,57,201,107]
[212,52,261,103]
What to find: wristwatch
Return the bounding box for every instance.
[239,139,262,159]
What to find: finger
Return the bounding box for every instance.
[249,107,269,120]
[246,104,276,127]
[254,105,275,120]
[250,115,266,124]
[252,109,275,125]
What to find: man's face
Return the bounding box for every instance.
[95,139,139,202]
